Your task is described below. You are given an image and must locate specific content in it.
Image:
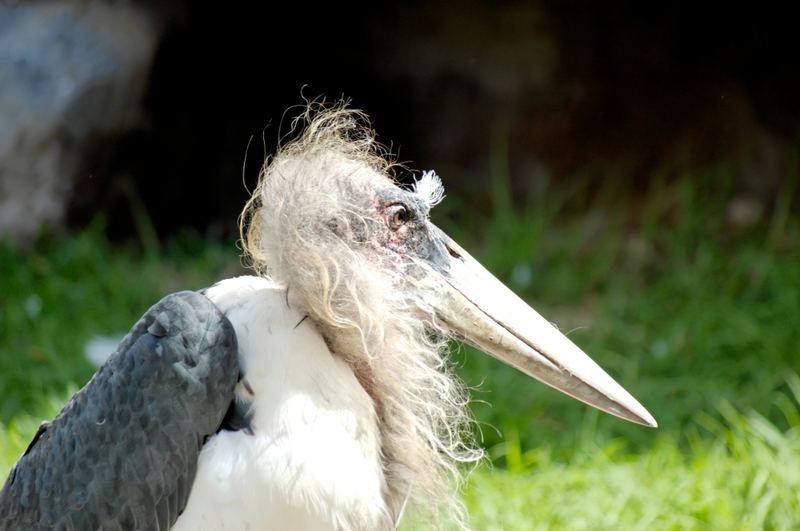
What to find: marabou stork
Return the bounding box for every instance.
[0,107,656,530]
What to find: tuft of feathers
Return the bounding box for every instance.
[413,171,446,209]
[240,102,481,528]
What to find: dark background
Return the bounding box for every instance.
[60,1,800,240]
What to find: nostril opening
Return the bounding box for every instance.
[446,244,462,259]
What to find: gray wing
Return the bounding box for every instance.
[0,290,239,530]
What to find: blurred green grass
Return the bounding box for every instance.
[1,167,799,528]
[464,385,800,530]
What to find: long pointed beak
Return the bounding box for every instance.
[426,225,657,428]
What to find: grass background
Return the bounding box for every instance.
[1,165,799,529]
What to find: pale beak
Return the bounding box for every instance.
[426,225,657,428]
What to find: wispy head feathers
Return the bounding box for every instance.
[413,171,446,209]
[240,102,480,529]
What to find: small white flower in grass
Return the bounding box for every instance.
[85,334,125,367]
[510,263,533,289]
[24,295,42,317]
[413,171,445,208]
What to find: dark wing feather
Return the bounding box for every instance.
[0,291,239,530]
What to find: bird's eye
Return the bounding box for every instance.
[388,204,411,230]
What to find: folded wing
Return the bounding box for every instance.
[0,291,239,530]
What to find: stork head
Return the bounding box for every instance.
[244,107,655,429]
[242,106,654,520]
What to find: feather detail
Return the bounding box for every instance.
[413,171,445,208]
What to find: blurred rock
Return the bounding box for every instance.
[0,1,161,243]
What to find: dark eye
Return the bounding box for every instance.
[388,204,411,229]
